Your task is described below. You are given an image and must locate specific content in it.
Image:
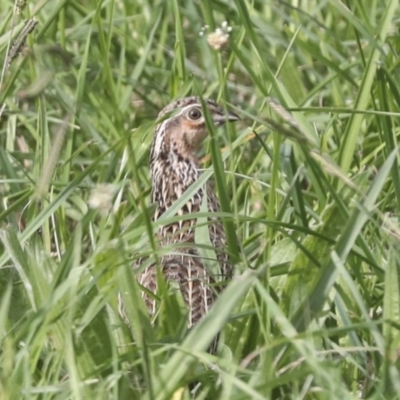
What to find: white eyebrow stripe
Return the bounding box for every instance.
[180,104,201,113]
[180,102,220,116]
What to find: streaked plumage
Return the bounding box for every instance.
[138,96,239,329]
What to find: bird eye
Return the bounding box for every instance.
[187,108,202,120]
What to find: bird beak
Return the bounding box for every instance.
[213,110,240,126]
[227,111,240,122]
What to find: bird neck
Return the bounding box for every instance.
[150,148,201,220]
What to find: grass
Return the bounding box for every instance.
[1,0,400,399]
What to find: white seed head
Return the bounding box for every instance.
[205,22,232,51]
[207,31,229,50]
[88,184,118,215]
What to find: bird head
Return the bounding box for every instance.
[151,96,240,161]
